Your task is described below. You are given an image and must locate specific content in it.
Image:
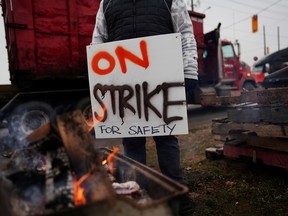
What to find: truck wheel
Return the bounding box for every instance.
[242,82,255,91]
[76,97,94,131]
[8,102,55,140]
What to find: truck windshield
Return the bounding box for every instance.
[252,65,263,73]
[222,44,235,58]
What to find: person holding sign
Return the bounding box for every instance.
[92,0,198,215]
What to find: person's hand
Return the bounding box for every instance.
[184,78,198,94]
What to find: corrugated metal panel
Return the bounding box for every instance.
[2,0,100,83]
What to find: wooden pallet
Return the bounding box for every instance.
[212,115,288,150]
[215,87,288,106]
[210,87,288,169]
[223,140,288,170]
[212,118,288,138]
[227,104,288,124]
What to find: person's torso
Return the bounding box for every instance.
[103,0,174,41]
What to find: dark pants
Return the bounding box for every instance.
[122,135,184,183]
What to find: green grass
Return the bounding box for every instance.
[188,159,288,216]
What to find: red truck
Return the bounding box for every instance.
[189,11,256,105]
[0,1,256,137]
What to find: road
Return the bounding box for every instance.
[187,105,227,128]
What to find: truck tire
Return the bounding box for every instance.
[242,82,255,91]
[8,101,55,140]
[76,97,94,130]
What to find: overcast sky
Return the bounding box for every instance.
[0,15,9,84]
[192,0,288,65]
[1,0,288,84]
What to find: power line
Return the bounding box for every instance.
[229,0,264,11]
[204,0,287,17]
[257,0,284,14]
[203,0,287,27]
[228,0,287,15]
[224,29,288,40]
[202,1,251,15]
[221,0,284,30]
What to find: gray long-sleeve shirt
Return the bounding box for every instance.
[92,0,198,80]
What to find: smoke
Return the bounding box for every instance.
[10,149,44,173]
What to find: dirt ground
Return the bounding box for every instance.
[142,124,288,216]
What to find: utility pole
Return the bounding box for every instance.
[277,26,280,50]
[191,0,194,11]
[263,25,266,55]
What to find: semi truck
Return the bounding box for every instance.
[188,11,256,104]
[0,0,256,138]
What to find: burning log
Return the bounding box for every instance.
[56,110,116,205]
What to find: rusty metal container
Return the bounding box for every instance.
[49,147,188,216]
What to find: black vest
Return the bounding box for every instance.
[103,0,174,42]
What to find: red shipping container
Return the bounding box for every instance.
[1,0,100,83]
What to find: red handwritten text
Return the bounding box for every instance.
[91,40,149,75]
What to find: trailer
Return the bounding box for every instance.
[0,0,101,137]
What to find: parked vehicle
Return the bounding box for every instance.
[254,47,288,75]
[251,47,288,87]
[251,64,266,85]
[263,66,288,88]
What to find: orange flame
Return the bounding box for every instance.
[102,159,107,165]
[73,172,90,206]
[86,105,107,132]
[73,147,119,206]
[107,147,119,175]
[87,122,95,132]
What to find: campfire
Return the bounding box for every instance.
[0,110,188,216]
